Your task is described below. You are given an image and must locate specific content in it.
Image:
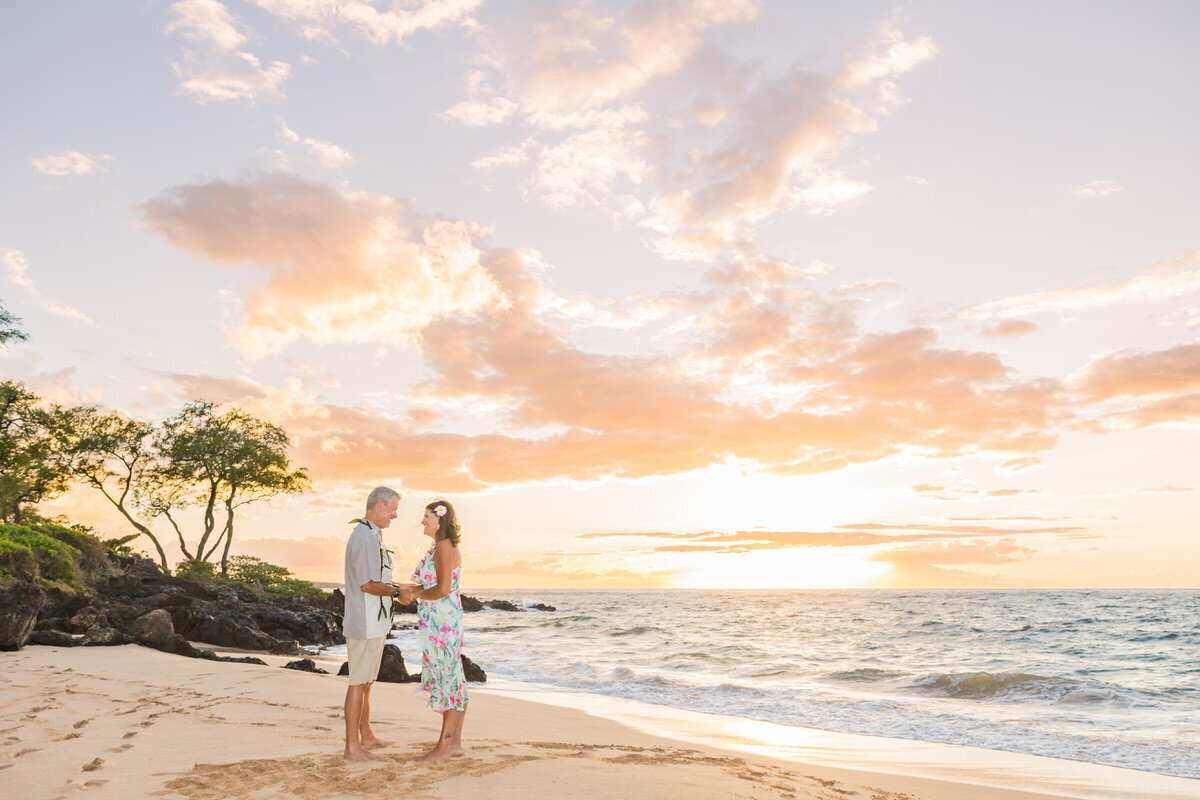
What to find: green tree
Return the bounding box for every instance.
[0,381,74,524]
[68,407,170,568]
[148,402,310,574]
[0,299,27,348]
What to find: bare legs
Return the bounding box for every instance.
[415,704,467,761]
[344,682,390,760]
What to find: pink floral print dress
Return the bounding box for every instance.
[410,541,468,713]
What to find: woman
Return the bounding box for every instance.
[404,499,468,760]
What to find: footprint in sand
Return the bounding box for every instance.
[14,747,42,758]
[110,743,133,753]
[80,780,109,790]
[73,719,91,730]
[57,732,83,742]
[81,758,104,772]
[122,732,137,740]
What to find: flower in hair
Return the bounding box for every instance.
[435,505,447,517]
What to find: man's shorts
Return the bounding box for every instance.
[345,636,386,685]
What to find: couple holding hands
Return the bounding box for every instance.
[342,486,468,762]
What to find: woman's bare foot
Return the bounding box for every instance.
[361,737,392,749]
[344,746,378,761]
[414,746,453,761]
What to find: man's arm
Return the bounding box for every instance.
[360,580,397,597]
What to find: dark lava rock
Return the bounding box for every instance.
[461,654,487,683]
[170,607,298,654]
[81,625,133,646]
[0,581,44,650]
[527,603,556,612]
[67,606,110,634]
[393,600,418,614]
[129,609,174,647]
[283,658,328,674]
[483,599,521,612]
[27,629,80,647]
[336,645,420,683]
[378,644,413,683]
[459,595,483,612]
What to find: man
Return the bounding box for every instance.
[343,485,407,761]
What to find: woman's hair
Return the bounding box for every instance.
[426,499,461,546]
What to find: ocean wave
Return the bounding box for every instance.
[824,668,904,683]
[900,671,1165,707]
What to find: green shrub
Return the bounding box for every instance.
[0,535,37,583]
[0,523,82,587]
[174,558,218,582]
[35,523,108,574]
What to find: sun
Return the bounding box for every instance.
[673,546,892,590]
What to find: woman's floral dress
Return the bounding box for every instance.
[410,541,468,713]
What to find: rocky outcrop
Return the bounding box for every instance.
[81,625,132,646]
[27,629,79,647]
[169,607,299,654]
[129,609,174,647]
[461,654,487,683]
[0,581,43,651]
[283,658,328,674]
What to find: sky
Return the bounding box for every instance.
[2,1,1198,590]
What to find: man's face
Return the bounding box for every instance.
[378,497,400,528]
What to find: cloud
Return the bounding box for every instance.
[998,456,1043,474]
[166,0,290,104]
[981,319,1037,338]
[139,173,509,357]
[470,145,529,170]
[277,119,356,167]
[1138,485,1194,494]
[1075,341,1200,404]
[1073,179,1122,199]
[166,0,247,50]
[971,251,1200,319]
[250,0,482,45]
[172,50,292,104]
[1,249,92,324]
[911,483,1039,501]
[30,151,113,177]
[438,7,933,260]
[502,0,759,116]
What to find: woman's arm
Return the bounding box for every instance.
[412,540,455,601]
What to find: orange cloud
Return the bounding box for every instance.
[1076,341,1200,400]
[981,319,1037,338]
[141,173,509,358]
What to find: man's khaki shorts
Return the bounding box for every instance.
[346,636,386,685]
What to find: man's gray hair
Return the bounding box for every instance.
[365,486,400,514]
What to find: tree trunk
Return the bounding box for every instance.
[219,502,235,575]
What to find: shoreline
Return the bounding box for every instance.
[4,644,1196,800]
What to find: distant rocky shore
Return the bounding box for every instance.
[2,552,555,684]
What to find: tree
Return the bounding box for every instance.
[0,381,73,524]
[0,299,27,348]
[68,407,170,568]
[147,402,310,574]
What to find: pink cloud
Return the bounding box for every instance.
[141,173,509,358]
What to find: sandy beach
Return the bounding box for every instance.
[3,645,1195,800]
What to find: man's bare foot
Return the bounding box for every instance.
[344,746,378,761]
[361,737,392,749]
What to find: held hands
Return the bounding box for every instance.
[391,583,421,604]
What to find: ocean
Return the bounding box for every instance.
[322,589,1200,780]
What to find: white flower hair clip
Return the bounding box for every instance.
[435,505,447,517]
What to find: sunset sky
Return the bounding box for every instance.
[3,1,1198,589]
